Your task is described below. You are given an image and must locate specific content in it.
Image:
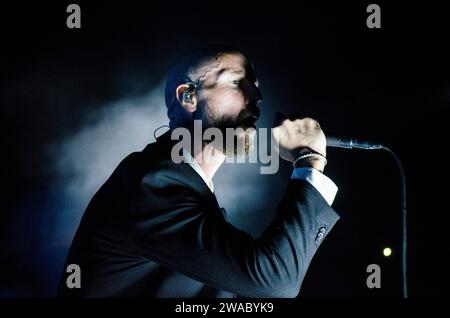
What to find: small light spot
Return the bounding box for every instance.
[383,247,392,257]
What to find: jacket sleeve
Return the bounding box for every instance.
[128,176,340,298]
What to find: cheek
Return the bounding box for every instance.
[210,89,246,116]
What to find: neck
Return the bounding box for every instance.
[193,142,226,181]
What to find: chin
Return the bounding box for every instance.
[228,128,256,156]
[236,125,256,136]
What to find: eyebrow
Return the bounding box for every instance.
[217,68,245,77]
[216,68,258,85]
[228,69,245,75]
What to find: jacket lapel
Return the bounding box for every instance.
[151,129,221,209]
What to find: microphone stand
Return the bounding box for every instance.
[329,141,408,298]
[381,146,408,299]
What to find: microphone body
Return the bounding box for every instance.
[272,111,383,150]
[326,136,383,150]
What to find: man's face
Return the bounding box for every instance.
[195,52,262,155]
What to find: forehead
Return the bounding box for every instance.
[217,53,248,73]
[192,52,256,85]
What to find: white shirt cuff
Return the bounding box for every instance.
[291,167,338,206]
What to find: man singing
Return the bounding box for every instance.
[58,45,339,298]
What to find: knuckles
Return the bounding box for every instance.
[273,116,327,160]
[283,117,322,134]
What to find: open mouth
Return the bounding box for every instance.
[238,116,257,129]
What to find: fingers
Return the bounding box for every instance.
[273,112,320,129]
[286,117,321,135]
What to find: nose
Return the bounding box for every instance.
[253,86,263,104]
[245,81,263,105]
[244,92,261,121]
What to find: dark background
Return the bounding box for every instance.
[0,1,448,298]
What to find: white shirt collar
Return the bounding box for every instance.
[182,148,214,193]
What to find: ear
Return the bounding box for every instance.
[176,84,197,112]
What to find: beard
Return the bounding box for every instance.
[195,99,256,156]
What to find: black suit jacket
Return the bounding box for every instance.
[58,130,340,298]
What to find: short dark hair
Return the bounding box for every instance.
[164,44,248,129]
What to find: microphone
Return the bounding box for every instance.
[272,111,383,150]
[326,136,384,150]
